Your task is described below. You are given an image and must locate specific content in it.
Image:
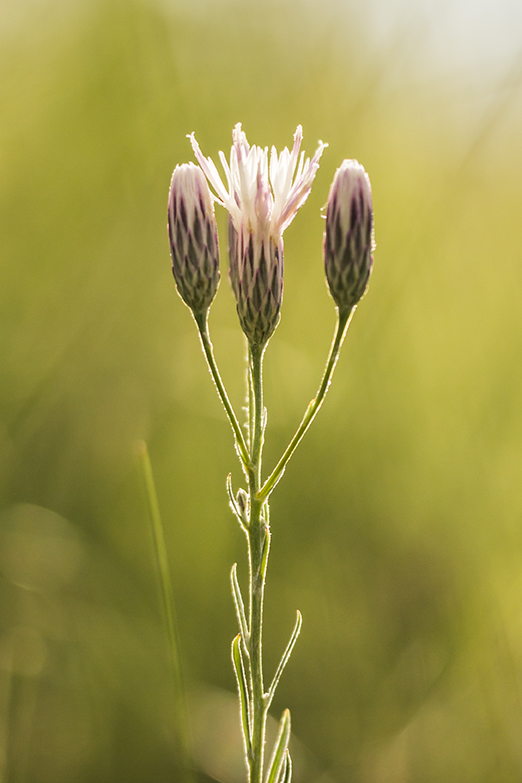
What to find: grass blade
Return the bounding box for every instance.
[136,440,195,782]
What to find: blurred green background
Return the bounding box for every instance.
[1,0,522,780]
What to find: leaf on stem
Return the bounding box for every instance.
[280,750,292,783]
[227,474,242,521]
[227,474,250,530]
[231,634,252,761]
[265,709,291,783]
[260,512,271,573]
[266,612,302,710]
[231,564,250,648]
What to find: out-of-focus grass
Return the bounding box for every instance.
[1,0,522,780]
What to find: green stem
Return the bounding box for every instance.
[248,344,255,452]
[136,440,195,783]
[258,306,354,502]
[247,344,270,783]
[250,344,265,483]
[195,311,250,472]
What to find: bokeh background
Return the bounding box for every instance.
[2,0,522,780]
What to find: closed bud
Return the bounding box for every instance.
[324,160,374,313]
[168,162,220,316]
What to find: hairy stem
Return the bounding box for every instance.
[247,344,270,783]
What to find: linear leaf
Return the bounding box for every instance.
[231,634,252,760]
[265,709,291,783]
[227,474,241,518]
[277,754,287,783]
[266,612,302,710]
[231,564,250,647]
[280,750,292,783]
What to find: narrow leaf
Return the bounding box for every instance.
[266,612,302,710]
[227,474,249,531]
[231,634,252,760]
[277,754,287,783]
[280,750,292,783]
[265,709,291,783]
[231,564,250,648]
[227,474,241,518]
[260,507,271,576]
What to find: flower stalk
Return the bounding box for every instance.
[258,304,354,502]
[193,311,250,473]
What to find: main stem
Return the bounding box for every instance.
[247,343,270,783]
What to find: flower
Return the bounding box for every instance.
[168,162,220,317]
[324,159,374,314]
[189,124,327,346]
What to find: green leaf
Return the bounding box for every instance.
[266,612,302,710]
[226,474,241,519]
[280,750,292,783]
[231,634,252,761]
[265,709,291,783]
[231,564,250,647]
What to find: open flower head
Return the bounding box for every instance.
[190,124,327,346]
[324,159,374,314]
[168,162,220,317]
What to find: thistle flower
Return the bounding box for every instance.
[190,124,327,346]
[168,162,220,317]
[324,160,374,314]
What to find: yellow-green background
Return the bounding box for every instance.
[1,0,522,780]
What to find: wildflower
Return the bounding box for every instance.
[168,162,220,317]
[190,124,327,346]
[324,160,374,314]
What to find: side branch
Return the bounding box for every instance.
[258,306,354,501]
[194,312,251,471]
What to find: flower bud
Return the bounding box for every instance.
[324,160,374,313]
[228,218,283,347]
[168,162,220,316]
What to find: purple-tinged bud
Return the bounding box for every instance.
[228,218,283,347]
[324,160,374,314]
[168,162,220,316]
